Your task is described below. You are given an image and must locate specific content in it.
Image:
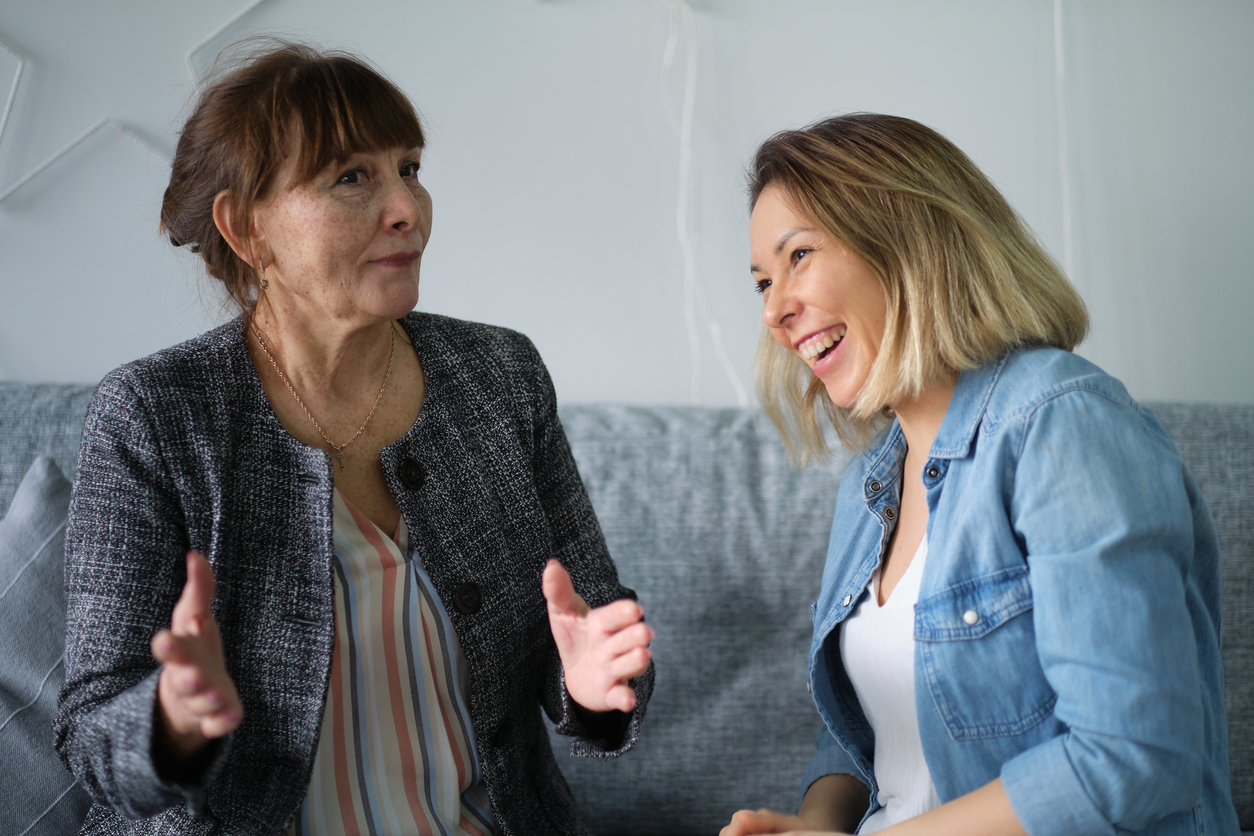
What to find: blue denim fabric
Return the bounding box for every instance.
[802,347,1239,836]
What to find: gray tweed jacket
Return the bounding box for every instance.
[55,312,652,836]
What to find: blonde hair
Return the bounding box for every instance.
[748,113,1088,462]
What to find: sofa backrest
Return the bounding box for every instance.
[1,384,1250,834]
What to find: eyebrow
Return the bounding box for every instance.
[749,226,814,273]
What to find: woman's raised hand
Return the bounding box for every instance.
[150,552,243,763]
[542,559,653,714]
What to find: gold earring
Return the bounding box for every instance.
[259,261,269,291]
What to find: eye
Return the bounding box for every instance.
[754,278,771,295]
[399,160,421,179]
[335,168,366,186]
[790,247,812,266]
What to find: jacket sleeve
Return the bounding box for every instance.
[515,336,655,757]
[1000,389,1209,835]
[54,370,228,818]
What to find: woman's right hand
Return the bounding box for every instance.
[722,808,840,835]
[149,552,243,765]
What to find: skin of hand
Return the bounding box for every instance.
[722,773,868,836]
[150,551,244,763]
[721,776,1027,836]
[542,559,653,714]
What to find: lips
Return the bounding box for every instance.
[797,326,847,362]
[373,250,422,266]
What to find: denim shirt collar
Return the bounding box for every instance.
[928,353,1011,460]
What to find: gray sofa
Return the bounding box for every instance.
[1,381,1250,835]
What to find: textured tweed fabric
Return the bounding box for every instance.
[54,313,652,836]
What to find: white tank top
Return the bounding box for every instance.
[839,537,941,833]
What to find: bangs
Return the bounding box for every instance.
[272,55,425,182]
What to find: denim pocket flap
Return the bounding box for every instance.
[914,567,1032,642]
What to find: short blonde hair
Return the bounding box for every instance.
[748,113,1088,461]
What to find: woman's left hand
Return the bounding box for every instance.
[543,559,653,713]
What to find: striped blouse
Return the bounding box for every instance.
[288,490,497,836]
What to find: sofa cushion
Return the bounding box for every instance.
[553,406,852,835]
[0,456,92,834]
[0,382,96,520]
[1149,403,1254,831]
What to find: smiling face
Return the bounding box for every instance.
[251,145,432,326]
[750,183,888,410]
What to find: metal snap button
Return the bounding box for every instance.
[884,507,897,520]
[807,679,812,694]
[869,480,882,493]
[454,582,483,614]
[926,465,940,479]
[962,609,979,625]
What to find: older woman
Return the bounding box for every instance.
[723,114,1238,836]
[55,42,653,836]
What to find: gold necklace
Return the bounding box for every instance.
[251,323,395,467]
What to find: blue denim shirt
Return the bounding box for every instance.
[803,347,1238,836]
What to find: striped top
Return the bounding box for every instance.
[289,490,497,836]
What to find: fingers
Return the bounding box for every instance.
[152,551,243,749]
[604,682,638,713]
[721,809,801,836]
[588,597,646,634]
[171,552,216,637]
[542,560,588,618]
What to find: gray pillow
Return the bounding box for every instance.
[0,456,92,834]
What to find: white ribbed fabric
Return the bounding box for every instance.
[840,537,940,834]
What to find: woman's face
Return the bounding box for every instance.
[252,145,432,325]
[749,184,887,410]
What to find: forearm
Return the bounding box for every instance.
[879,778,1026,836]
[798,773,871,833]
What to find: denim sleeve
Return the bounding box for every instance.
[1001,389,1206,835]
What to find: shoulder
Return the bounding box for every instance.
[92,319,246,407]
[404,312,552,406]
[979,346,1177,464]
[405,312,541,366]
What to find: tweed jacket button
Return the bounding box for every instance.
[400,458,425,490]
[454,582,483,614]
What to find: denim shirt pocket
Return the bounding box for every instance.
[914,567,1056,740]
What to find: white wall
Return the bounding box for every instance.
[1,0,1251,406]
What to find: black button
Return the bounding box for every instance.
[490,717,513,747]
[869,480,882,493]
[926,466,941,479]
[400,458,424,490]
[453,582,482,614]
[884,507,897,520]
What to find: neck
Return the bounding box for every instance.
[250,297,398,400]
[890,377,956,459]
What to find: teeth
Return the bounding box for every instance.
[798,327,846,360]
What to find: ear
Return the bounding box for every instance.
[212,190,265,268]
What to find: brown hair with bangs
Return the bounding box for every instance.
[748,113,1089,461]
[160,39,425,314]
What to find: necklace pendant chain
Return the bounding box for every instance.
[251,322,396,467]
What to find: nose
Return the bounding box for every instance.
[761,278,801,330]
[382,177,427,234]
